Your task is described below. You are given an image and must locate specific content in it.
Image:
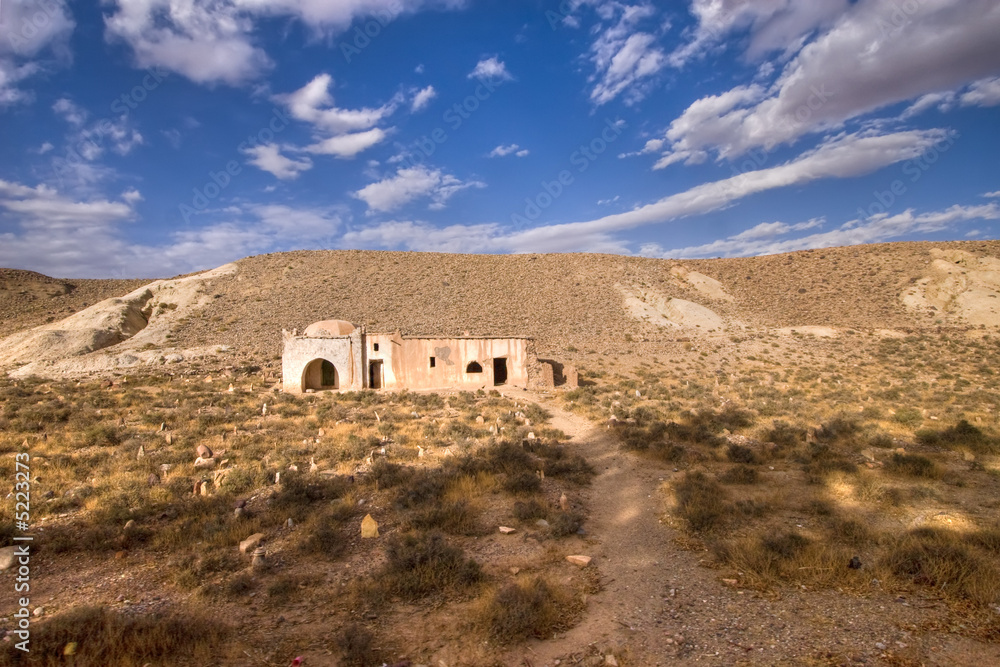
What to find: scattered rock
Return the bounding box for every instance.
[286,517,294,528]
[234,507,246,519]
[240,533,265,554]
[124,519,136,531]
[251,547,266,570]
[849,556,863,570]
[0,546,18,571]
[196,444,213,459]
[535,519,550,528]
[361,514,379,538]
[194,456,216,469]
[604,655,619,667]
[146,473,160,486]
[33,607,44,617]
[136,444,145,460]
[566,555,592,568]
[499,526,516,534]
[559,492,569,511]
[722,578,738,586]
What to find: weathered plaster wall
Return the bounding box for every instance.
[366,334,530,390]
[281,331,364,393]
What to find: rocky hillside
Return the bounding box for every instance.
[2,239,999,377]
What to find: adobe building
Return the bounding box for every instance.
[281,319,574,394]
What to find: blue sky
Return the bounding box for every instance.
[1,0,999,278]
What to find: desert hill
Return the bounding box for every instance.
[1,239,999,377]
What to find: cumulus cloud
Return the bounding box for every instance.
[243,143,313,179]
[0,0,75,105]
[102,0,466,86]
[0,178,343,276]
[411,85,437,112]
[488,144,529,158]
[53,98,87,126]
[960,76,1000,107]
[272,74,395,161]
[352,165,485,213]
[468,56,513,82]
[584,2,667,106]
[651,0,1000,164]
[642,204,1000,259]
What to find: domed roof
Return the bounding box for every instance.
[303,319,356,337]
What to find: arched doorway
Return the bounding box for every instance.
[303,359,339,391]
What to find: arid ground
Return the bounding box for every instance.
[2,241,1000,666]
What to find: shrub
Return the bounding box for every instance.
[513,499,547,522]
[83,424,122,447]
[894,407,924,428]
[336,623,377,667]
[549,511,585,537]
[674,472,728,533]
[886,453,940,479]
[272,471,350,508]
[917,420,998,454]
[479,577,570,643]
[408,500,479,536]
[0,605,227,666]
[762,531,811,559]
[764,421,806,448]
[720,464,759,484]
[504,471,541,494]
[884,528,1000,604]
[379,533,482,599]
[726,444,758,464]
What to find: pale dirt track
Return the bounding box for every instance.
[505,398,1000,666]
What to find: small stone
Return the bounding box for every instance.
[146,473,160,486]
[160,463,172,473]
[722,578,738,586]
[33,607,44,617]
[875,642,887,651]
[559,492,569,511]
[194,456,216,469]
[510,567,520,575]
[159,422,165,432]
[63,642,77,656]
[849,556,862,570]
[0,546,17,571]
[228,383,234,392]
[234,507,246,519]
[499,526,516,534]
[196,444,213,459]
[164,432,173,445]
[240,533,265,554]
[286,518,294,529]
[526,432,536,440]
[475,415,485,424]
[604,655,619,667]
[124,519,136,531]
[535,519,550,528]
[136,444,145,460]
[361,514,379,538]
[251,547,266,570]
[566,555,592,568]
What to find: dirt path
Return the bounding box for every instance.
[509,397,995,666]
[523,399,686,665]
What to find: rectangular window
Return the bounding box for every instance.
[429,357,436,368]
[373,343,379,351]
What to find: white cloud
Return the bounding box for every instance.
[37,142,55,154]
[900,91,956,119]
[652,0,1000,163]
[0,179,344,277]
[644,204,999,259]
[488,143,529,158]
[53,98,87,126]
[273,74,394,160]
[103,0,466,86]
[984,191,1000,199]
[276,73,395,134]
[0,0,75,105]
[468,56,513,82]
[352,165,485,213]
[585,3,667,106]
[342,220,501,253]
[960,76,1000,107]
[243,143,313,179]
[411,85,436,112]
[669,0,849,67]
[304,128,388,158]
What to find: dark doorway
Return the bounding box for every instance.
[303,358,338,391]
[466,361,483,373]
[369,360,383,389]
[493,357,508,385]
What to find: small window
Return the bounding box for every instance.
[466,361,483,373]
[373,343,379,351]
[429,357,436,368]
